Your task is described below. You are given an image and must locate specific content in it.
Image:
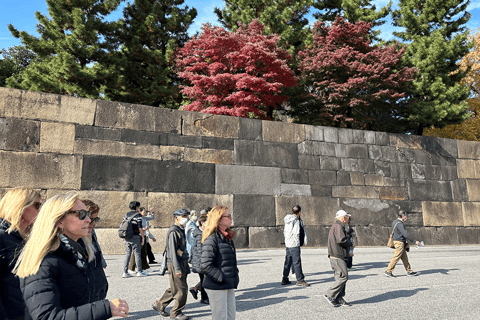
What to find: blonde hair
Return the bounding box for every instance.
[0,188,40,234]
[201,206,227,244]
[14,191,95,278]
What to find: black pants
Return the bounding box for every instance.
[146,242,156,262]
[282,247,304,282]
[194,273,209,301]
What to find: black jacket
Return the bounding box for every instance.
[21,237,112,320]
[166,224,189,274]
[201,229,239,290]
[0,218,27,320]
[86,233,108,301]
[190,228,203,274]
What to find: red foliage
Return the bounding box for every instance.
[298,17,417,128]
[175,20,297,119]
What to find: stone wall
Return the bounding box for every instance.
[1,87,479,254]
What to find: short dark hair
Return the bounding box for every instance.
[397,210,406,218]
[292,205,301,213]
[139,207,145,212]
[129,201,140,210]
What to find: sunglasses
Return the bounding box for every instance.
[221,214,232,219]
[33,202,42,210]
[90,217,100,224]
[67,209,91,220]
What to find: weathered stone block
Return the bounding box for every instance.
[358,159,375,174]
[233,194,276,227]
[323,127,338,143]
[76,125,122,141]
[135,159,215,193]
[309,170,337,187]
[147,192,233,227]
[231,227,248,248]
[238,117,262,141]
[2,118,40,152]
[365,174,384,186]
[456,159,477,179]
[408,180,453,201]
[305,125,324,141]
[457,140,480,159]
[298,155,320,170]
[320,157,340,171]
[81,155,135,191]
[438,166,457,181]
[466,179,480,201]
[355,225,390,246]
[298,140,319,155]
[390,134,422,149]
[352,130,364,144]
[168,133,202,148]
[95,100,155,131]
[313,142,335,156]
[254,141,299,168]
[2,88,96,125]
[368,145,382,160]
[275,195,340,226]
[234,140,255,165]
[422,201,463,226]
[340,198,398,226]
[122,129,167,146]
[335,144,348,158]
[347,144,368,159]
[384,177,405,187]
[364,131,375,144]
[430,152,456,166]
[216,165,281,195]
[381,146,397,162]
[424,165,441,180]
[281,168,309,184]
[303,226,331,247]
[202,137,235,150]
[350,172,364,185]
[40,122,75,154]
[309,185,332,197]
[397,148,415,163]
[280,184,312,196]
[411,164,425,180]
[390,163,411,179]
[75,139,162,160]
[336,171,351,186]
[437,137,458,158]
[462,202,480,226]
[0,151,81,189]
[375,132,389,146]
[338,128,353,144]
[413,149,432,165]
[160,146,185,161]
[182,112,239,139]
[341,158,359,172]
[332,186,379,199]
[262,121,305,144]
[154,107,182,133]
[0,118,5,149]
[374,161,391,177]
[457,227,480,245]
[184,148,233,165]
[379,187,408,200]
[249,227,284,248]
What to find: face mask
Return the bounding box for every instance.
[191,215,198,222]
[178,217,188,226]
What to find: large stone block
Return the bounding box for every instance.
[364,174,384,186]
[303,226,331,247]
[381,146,397,162]
[358,159,375,174]
[75,139,162,160]
[147,192,233,227]
[184,148,233,165]
[413,149,432,165]
[1,118,40,152]
[457,227,480,245]
[1,88,96,125]
[121,129,167,146]
[375,132,389,146]
[408,180,452,202]
[216,165,281,195]
[168,133,202,148]
[352,130,364,144]
[0,151,81,189]
[350,172,364,185]
[231,227,248,248]
[354,225,390,246]
[279,184,312,196]
[297,141,315,155]
[347,144,368,159]
[438,165,457,181]
[249,227,284,248]
[81,155,135,191]
[340,198,398,226]
[436,137,458,158]
[298,155,320,170]
[336,171,351,186]
[262,121,305,144]
[338,128,353,144]
[40,122,75,154]
[309,170,337,187]
[332,186,379,199]
[275,195,340,226]
[390,163,411,179]
[379,187,408,200]
[233,194,276,227]
[374,160,391,177]
[323,127,338,143]
[462,202,480,226]
[341,158,359,172]
[135,159,215,193]
[364,131,375,144]
[281,168,309,184]
[314,142,336,156]
[411,163,425,180]
[182,112,239,139]
[320,157,340,171]
[429,152,456,166]
[238,117,262,141]
[451,179,468,202]
[390,134,422,149]
[422,201,463,226]
[335,144,347,158]
[202,137,235,150]
[160,146,185,161]
[456,159,478,179]
[75,125,122,141]
[457,140,480,159]
[254,141,299,168]
[305,125,324,141]
[154,107,182,133]
[234,140,255,165]
[368,145,382,160]
[94,228,168,254]
[424,165,441,180]
[465,179,480,201]
[95,100,155,131]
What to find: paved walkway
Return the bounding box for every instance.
[105,246,480,320]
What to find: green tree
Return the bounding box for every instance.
[0,46,38,87]
[103,0,197,107]
[214,0,313,52]
[7,0,122,98]
[392,0,472,135]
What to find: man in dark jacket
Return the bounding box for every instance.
[122,201,146,278]
[385,210,421,277]
[324,210,354,307]
[152,209,190,320]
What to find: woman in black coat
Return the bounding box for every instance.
[201,206,239,320]
[14,191,129,320]
[0,188,41,320]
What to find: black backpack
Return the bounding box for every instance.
[299,219,306,247]
[118,212,141,239]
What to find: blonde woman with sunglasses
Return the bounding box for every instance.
[14,191,129,320]
[0,188,41,320]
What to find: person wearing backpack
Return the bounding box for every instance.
[121,201,147,278]
[281,205,309,287]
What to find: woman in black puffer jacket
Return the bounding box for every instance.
[189,214,209,304]
[14,191,129,320]
[0,188,41,320]
[201,206,239,320]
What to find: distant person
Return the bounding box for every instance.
[324,210,354,307]
[129,207,156,272]
[282,204,309,287]
[14,191,129,319]
[122,201,147,278]
[189,214,209,304]
[344,221,355,270]
[385,210,421,278]
[152,209,190,320]
[201,206,239,320]
[185,210,198,257]
[0,188,41,320]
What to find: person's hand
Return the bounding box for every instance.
[176,271,182,278]
[416,241,420,246]
[152,238,156,242]
[110,298,129,318]
[149,208,154,213]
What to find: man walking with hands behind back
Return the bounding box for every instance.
[385,210,421,278]
[324,210,354,307]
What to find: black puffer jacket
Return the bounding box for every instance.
[0,218,27,320]
[201,229,239,290]
[89,231,108,301]
[190,228,203,273]
[21,238,112,320]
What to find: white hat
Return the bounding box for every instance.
[335,210,351,219]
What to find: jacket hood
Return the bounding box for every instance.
[284,214,298,225]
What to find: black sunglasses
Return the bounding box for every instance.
[67,209,91,220]
[33,202,42,210]
[90,217,100,224]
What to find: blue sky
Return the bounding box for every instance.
[1,0,479,51]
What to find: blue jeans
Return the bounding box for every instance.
[283,247,304,282]
[124,234,142,273]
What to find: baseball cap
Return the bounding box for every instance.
[173,208,190,217]
[335,210,351,219]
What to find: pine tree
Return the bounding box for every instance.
[7,0,121,98]
[392,0,472,135]
[0,46,38,87]
[103,0,197,107]
[214,0,313,52]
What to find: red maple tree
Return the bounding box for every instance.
[296,17,417,131]
[175,20,297,119]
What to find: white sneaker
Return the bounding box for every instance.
[128,270,136,275]
[136,271,148,277]
[122,272,132,278]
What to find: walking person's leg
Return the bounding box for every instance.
[205,289,228,319]
[132,235,143,273]
[123,241,133,274]
[386,241,404,274]
[226,289,236,320]
[291,246,305,282]
[282,248,293,283]
[326,259,348,301]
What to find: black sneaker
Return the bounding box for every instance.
[200,299,209,305]
[384,271,395,278]
[296,280,310,287]
[337,299,351,307]
[324,295,339,307]
[281,279,292,285]
[407,271,418,276]
[189,287,198,300]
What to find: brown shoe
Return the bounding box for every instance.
[152,302,168,317]
[296,280,310,287]
[171,313,189,320]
